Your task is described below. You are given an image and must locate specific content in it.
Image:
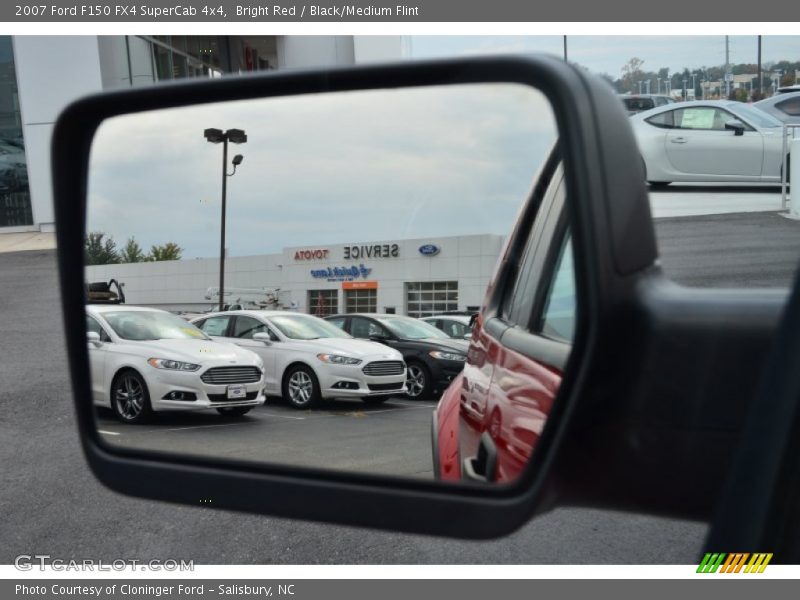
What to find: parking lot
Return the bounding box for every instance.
[97,397,439,478]
[3,186,800,564]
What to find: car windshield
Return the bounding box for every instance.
[376,316,450,340]
[622,97,654,111]
[103,311,209,341]
[734,104,783,128]
[269,314,352,340]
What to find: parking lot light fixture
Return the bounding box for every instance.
[205,128,247,311]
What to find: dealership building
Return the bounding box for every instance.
[0,35,403,232]
[85,234,504,317]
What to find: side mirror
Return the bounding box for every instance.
[86,331,101,346]
[725,120,745,136]
[252,332,272,345]
[55,55,784,546]
[463,333,473,341]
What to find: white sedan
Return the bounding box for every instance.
[190,310,407,409]
[87,305,265,423]
[630,100,788,185]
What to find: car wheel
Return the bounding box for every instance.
[283,365,322,409]
[111,370,152,424]
[216,406,253,417]
[405,362,432,400]
[362,396,391,405]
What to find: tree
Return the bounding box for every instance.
[120,237,146,263]
[621,57,646,93]
[148,242,183,262]
[84,232,120,266]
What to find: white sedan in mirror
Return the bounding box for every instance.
[87,305,265,423]
[631,100,788,185]
[190,311,407,409]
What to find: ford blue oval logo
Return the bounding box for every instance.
[419,244,440,257]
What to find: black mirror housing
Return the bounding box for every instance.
[53,55,782,542]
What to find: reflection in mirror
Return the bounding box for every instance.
[85,83,569,484]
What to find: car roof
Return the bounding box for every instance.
[421,315,471,323]
[632,99,743,119]
[193,309,311,318]
[87,305,165,314]
[325,313,407,319]
[755,91,800,106]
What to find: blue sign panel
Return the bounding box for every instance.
[418,244,440,257]
[310,264,372,282]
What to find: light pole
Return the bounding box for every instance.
[657,77,661,94]
[204,127,247,311]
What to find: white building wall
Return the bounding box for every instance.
[277,36,356,69]
[86,234,505,314]
[353,36,403,63]
[13,36,105,231]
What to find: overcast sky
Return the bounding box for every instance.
[88,84,556,259]
[87,35,800,261]
[409,36,800,77]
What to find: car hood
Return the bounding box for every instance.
[128,338,262,367]
[289,337,403,360]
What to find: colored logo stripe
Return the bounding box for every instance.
[697,553,726,573]
[697,553,773,573]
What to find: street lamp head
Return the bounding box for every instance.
[204,128,225,143]
[226,129,247,144]
[232,154,244,166]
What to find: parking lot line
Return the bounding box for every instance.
[165,421,263,432]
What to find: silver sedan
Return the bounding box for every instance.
[630,100,788,186]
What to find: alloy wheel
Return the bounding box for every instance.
[288,370,314,406]
[114,373,145,421]
[406,365,426,398]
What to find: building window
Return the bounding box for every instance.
[406,281,459,318]
[308,289,338,317]
[0,36,32,228]
[345,288,377,313]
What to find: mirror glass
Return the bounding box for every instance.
[85,82,571,484]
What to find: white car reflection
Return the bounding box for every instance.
[190,311,407,409]
[87,305,265,423]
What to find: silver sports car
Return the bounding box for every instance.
[630,100,789,186]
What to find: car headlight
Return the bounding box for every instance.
[147,358,201,371]
[429,351,467,362]
[316,353,362,365]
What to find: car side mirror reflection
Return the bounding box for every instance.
[79,79,569,489]
[725,120,745,136]
[252,332,272,345]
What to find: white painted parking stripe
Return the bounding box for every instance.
[260,411,306,420]
[165,421,262,432]
[98,430,120,436]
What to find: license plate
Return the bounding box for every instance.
[226,384,246,399]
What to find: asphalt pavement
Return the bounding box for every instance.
[3,206,798,564]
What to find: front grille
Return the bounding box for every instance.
[362,361,405,376]
[200,366,262,385]
[367,382,404,392]
[208,391,260,403]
